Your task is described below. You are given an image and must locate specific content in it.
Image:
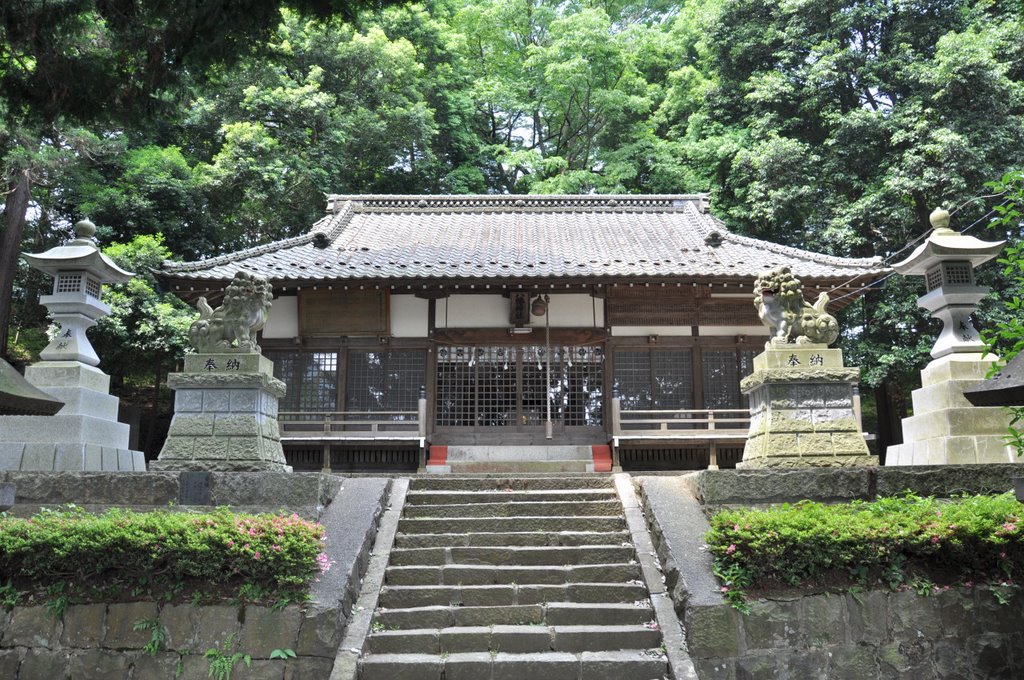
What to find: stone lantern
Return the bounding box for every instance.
[22,219,134,365]
[891,208,1004,359]
[886,208,1015,465]
[0,220,146,471]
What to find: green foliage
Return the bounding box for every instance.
[981,171,1024,365]
[707,492,1024,611]
[979,170,1024,455]
[0,580,22,609]
[0,507,329,608]
[133,617,168,656]
[205,634,252,680]
[269,648,297,660]
[90,234,193,390]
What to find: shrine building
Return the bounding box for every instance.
[159,194,886,472]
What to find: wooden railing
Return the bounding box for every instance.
[279,400,427,442]
[610,399,751,469]
[612,406,751,437]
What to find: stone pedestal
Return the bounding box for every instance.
[737,345,877,468]
[0,361,145,471]
[886,353,1015,465]
[152,353,290,472]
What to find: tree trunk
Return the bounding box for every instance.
[144,359,163,456]
[0,169,33,359]
[874,380,908,464]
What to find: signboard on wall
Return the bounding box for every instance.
[298,288,389,336]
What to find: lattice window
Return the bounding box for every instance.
[436,345,482,427]
[435,345,603,428]
[56,273,83,294]
[267,351,338,413]
[615,349,694,410]
[346,350,426,420]
[925,266,943,292]
[561,346,604,427]
[943,261,973,285]
[85,277,102,299]
[702,349,757,423]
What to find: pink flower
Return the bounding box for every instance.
[733,524,741,532]
[253,551,261,560]
[720,586,730,593]
[726,544,737,555]
[1003,522,1016,532]
[227,540,234,548]
[316,552,333,573]
[931,535,940,544]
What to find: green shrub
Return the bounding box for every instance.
[0,506,329,608]
[707,492,1022,610]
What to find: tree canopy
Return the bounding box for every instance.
[3,0,1023,453]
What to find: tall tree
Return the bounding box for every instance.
[0,0,400,358]
[656,0,1024,450]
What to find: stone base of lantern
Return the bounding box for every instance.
[737,345,877,468]
[886,353,1017,465]
[0,361,145,471]
[152,353,291,472]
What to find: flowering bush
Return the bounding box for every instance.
[0,506,328,608]
[707,492,1023,610]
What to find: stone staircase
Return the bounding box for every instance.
[358,476,669,679]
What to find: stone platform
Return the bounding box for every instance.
[0,362,143,471]
[152,353,290,472]
[888,353,1015,465]
[738,346,876,468]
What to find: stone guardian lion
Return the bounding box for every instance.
[753,266,839,347]
[187,271,274,353]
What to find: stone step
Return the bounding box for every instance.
[410,476,614,491]
[374,602,655,630]
[359,650,668,680]
[384,563,642,587]
[445,445,594,462]
[394,530,632,548]
[364,624,663,655]
[375,604,544,629]
[403,500,622,519]
[388,545,635,567]
[404,489,617,505]
[378,583,651,609]
[446,460,593,474]
[398,515,628,534]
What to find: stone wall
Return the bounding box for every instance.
[0,471,342,518]
[0,601,336,679]
[0,472,392,680]
[685,586,1024,679]
[637,467,1024,680]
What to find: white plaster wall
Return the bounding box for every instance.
[391,295,430,337]
[436,293,603,329]
[611,326,692,337]
[547,294,604,327]
[262,296,298,338]
[437,295,509,328]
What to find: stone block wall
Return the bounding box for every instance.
[685,586,1024,679]
[0,601,338,679]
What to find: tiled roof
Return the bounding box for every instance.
[161,195,886,284]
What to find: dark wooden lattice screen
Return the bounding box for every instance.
[345,350,426,419]
[267,351,338,412]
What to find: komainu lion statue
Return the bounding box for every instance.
[754,266,839,347]
[188,271,274,353]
